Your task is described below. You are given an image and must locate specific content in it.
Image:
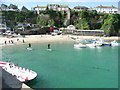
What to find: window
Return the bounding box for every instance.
[114,11,117,13]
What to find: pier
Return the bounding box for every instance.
[22,83,33,90]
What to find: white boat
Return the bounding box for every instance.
[111,40,120,46]
[86,42,102,48]
[0,61,37,82]
[86,43,96,48]
[93,39,111,46]
[74,43,86,48]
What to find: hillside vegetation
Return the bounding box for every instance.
[2,9,120,36]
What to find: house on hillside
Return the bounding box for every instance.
[0,4,19,11]
[47,4,59,11]
[58,5,69,11]
[94,5,118,14]
[33,6,47,14]
[33,4,70,14]
[73,6,89,11]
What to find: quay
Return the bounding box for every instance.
[22,83,33,90]
[0,67,32,89]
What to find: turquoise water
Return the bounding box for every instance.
[2,41,118,88]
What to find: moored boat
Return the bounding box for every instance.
[102,42,111,46]
[74,43,87,48]
[86,43,96,48]
[0,61,37,82]
[111,40,120,46]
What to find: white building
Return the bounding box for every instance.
[94,5,118,14]
[73,6,88,11]
[47,4,59,11]
[33,6,47,14]
[33,4,70,14]
[58,5,69,11]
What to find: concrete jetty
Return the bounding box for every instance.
[22,83,33,90]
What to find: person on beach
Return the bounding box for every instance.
[23,39,25,43]
[5,41,7,44]
[28,43,31,47]
[11,40,14,44]
[9,40,10,43]
[48,44,51,49]
[17,38,19,41]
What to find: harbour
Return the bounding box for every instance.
[1,40,118,88]
[0,1,119,88]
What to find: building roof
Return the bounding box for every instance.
[34,6,47,8]
[96,6,117,9]
[59,5,68,7]
[41,6,47,8]
[74,6,88,9]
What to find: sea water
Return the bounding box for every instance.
[1,41,118,88]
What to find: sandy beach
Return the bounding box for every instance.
[0,35,119,46]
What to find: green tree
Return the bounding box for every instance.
[76,18,90,29]
[37,14,49,25]
[101,14,120,36]
[48,19,55,26]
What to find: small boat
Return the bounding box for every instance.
[95,39,111,46]
[102,42,111,46]
[0,61,37,82]
[74,43,87,48]
[86,43,96,48]
[86,41,102,48]
[111,40,120,46]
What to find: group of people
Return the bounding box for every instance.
[4,39,25,45]
[4,38,51,50]
[4,40,14,44]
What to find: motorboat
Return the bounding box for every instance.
[86,42,103,48]
[111,40,120,46]
[94,39,111,46]
[86,43,96,48]
[0,61,37,82]
[102,42,111,46]
[74,43,87,48]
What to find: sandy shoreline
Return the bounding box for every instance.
[0,35,119,46]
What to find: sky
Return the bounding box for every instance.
[1,0,120,10]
